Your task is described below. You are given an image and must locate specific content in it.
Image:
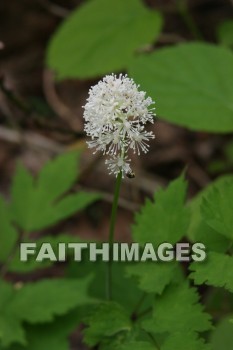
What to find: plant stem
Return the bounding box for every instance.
[106,171,123,300]
[131,292,147,320]
[177,0,203,40]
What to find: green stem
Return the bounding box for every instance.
[177,0,203,40]
[106,171,123,300]
[131,292,147,320]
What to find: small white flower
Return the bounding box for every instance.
[83,74,155,176]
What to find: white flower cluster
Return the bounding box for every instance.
[83,74,155,176]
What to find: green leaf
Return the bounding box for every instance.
[1,307,89,350]
[126,262,183,295]
[133,175,189,246]
[210,316,233,350]
[116,341,155,350]
[161,333,211,350]
[68,259,149,313]
[0,281,26,347]
[190,252,233,292]
[129,43,233,132]
[0,196,18,263]
[0,277,92,347]
[143,282,212,335]
[201,178,233,240]
[9,277,93,323]
[11,151,99,232]
[188,175,233,253]
[47,0,162,79]
[83,302,131,346]
[217,20,233,48]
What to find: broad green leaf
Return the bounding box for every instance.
[126,262,183,295]
[36,151,81,202]
[0,196,18,263]
[190,252,233,292]
[162,333,211,350]
[188,175,233,253]
[9,277,93,323]
[3,307,89,350]
[47,0,162,79]
[143,282,212,335]
[201,178,233,240]
[11,152,99,232]
[133,175,189,246]
[0,277,93,347]
[217,20,233,48]
[83,302,131,346]
[0,281,26,347]
[10,164,34,232]
[129,43,233,132]
[210,316,233,350]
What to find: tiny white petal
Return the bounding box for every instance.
[83,74,155,176]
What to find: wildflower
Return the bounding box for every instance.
[83,74,155,176]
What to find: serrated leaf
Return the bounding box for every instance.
[47,0,162,79]
[0,281,26,347]
[10,152,99,232]
[129,43,233,132]
[188,175,233,253]
[0,277,93,347]
[9,277,93,323]
[210,316,233,350]
[217,20,233,48]
[143,282,212,335]
[0,196,18,263]
[201,178,233,240]
[2,307,89,350]
[162,332,211,350]
[190,252,233,292]
[83,302,131,346]
[133,175,189,246]
[126,262,183,295]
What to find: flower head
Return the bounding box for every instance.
[83,74,155,176]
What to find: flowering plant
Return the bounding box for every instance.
[83,74,155,176]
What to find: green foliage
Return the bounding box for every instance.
[129,43,233,132]
[0,197,18,263]
[143,282,212,335]
[190,252,233,292]
[83,302,131,346]
[126,262,183,295]
[161,332,211,350]
[0,278,92,347]
[133,175,189,246]
[10,151,99,232]
[68,259,147,313]
[201,178,233,239]
[2,308,90,350]
[210,316,233,350]
[187,175,233,252]
[217,20,233,48]
[47,0,162,79]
